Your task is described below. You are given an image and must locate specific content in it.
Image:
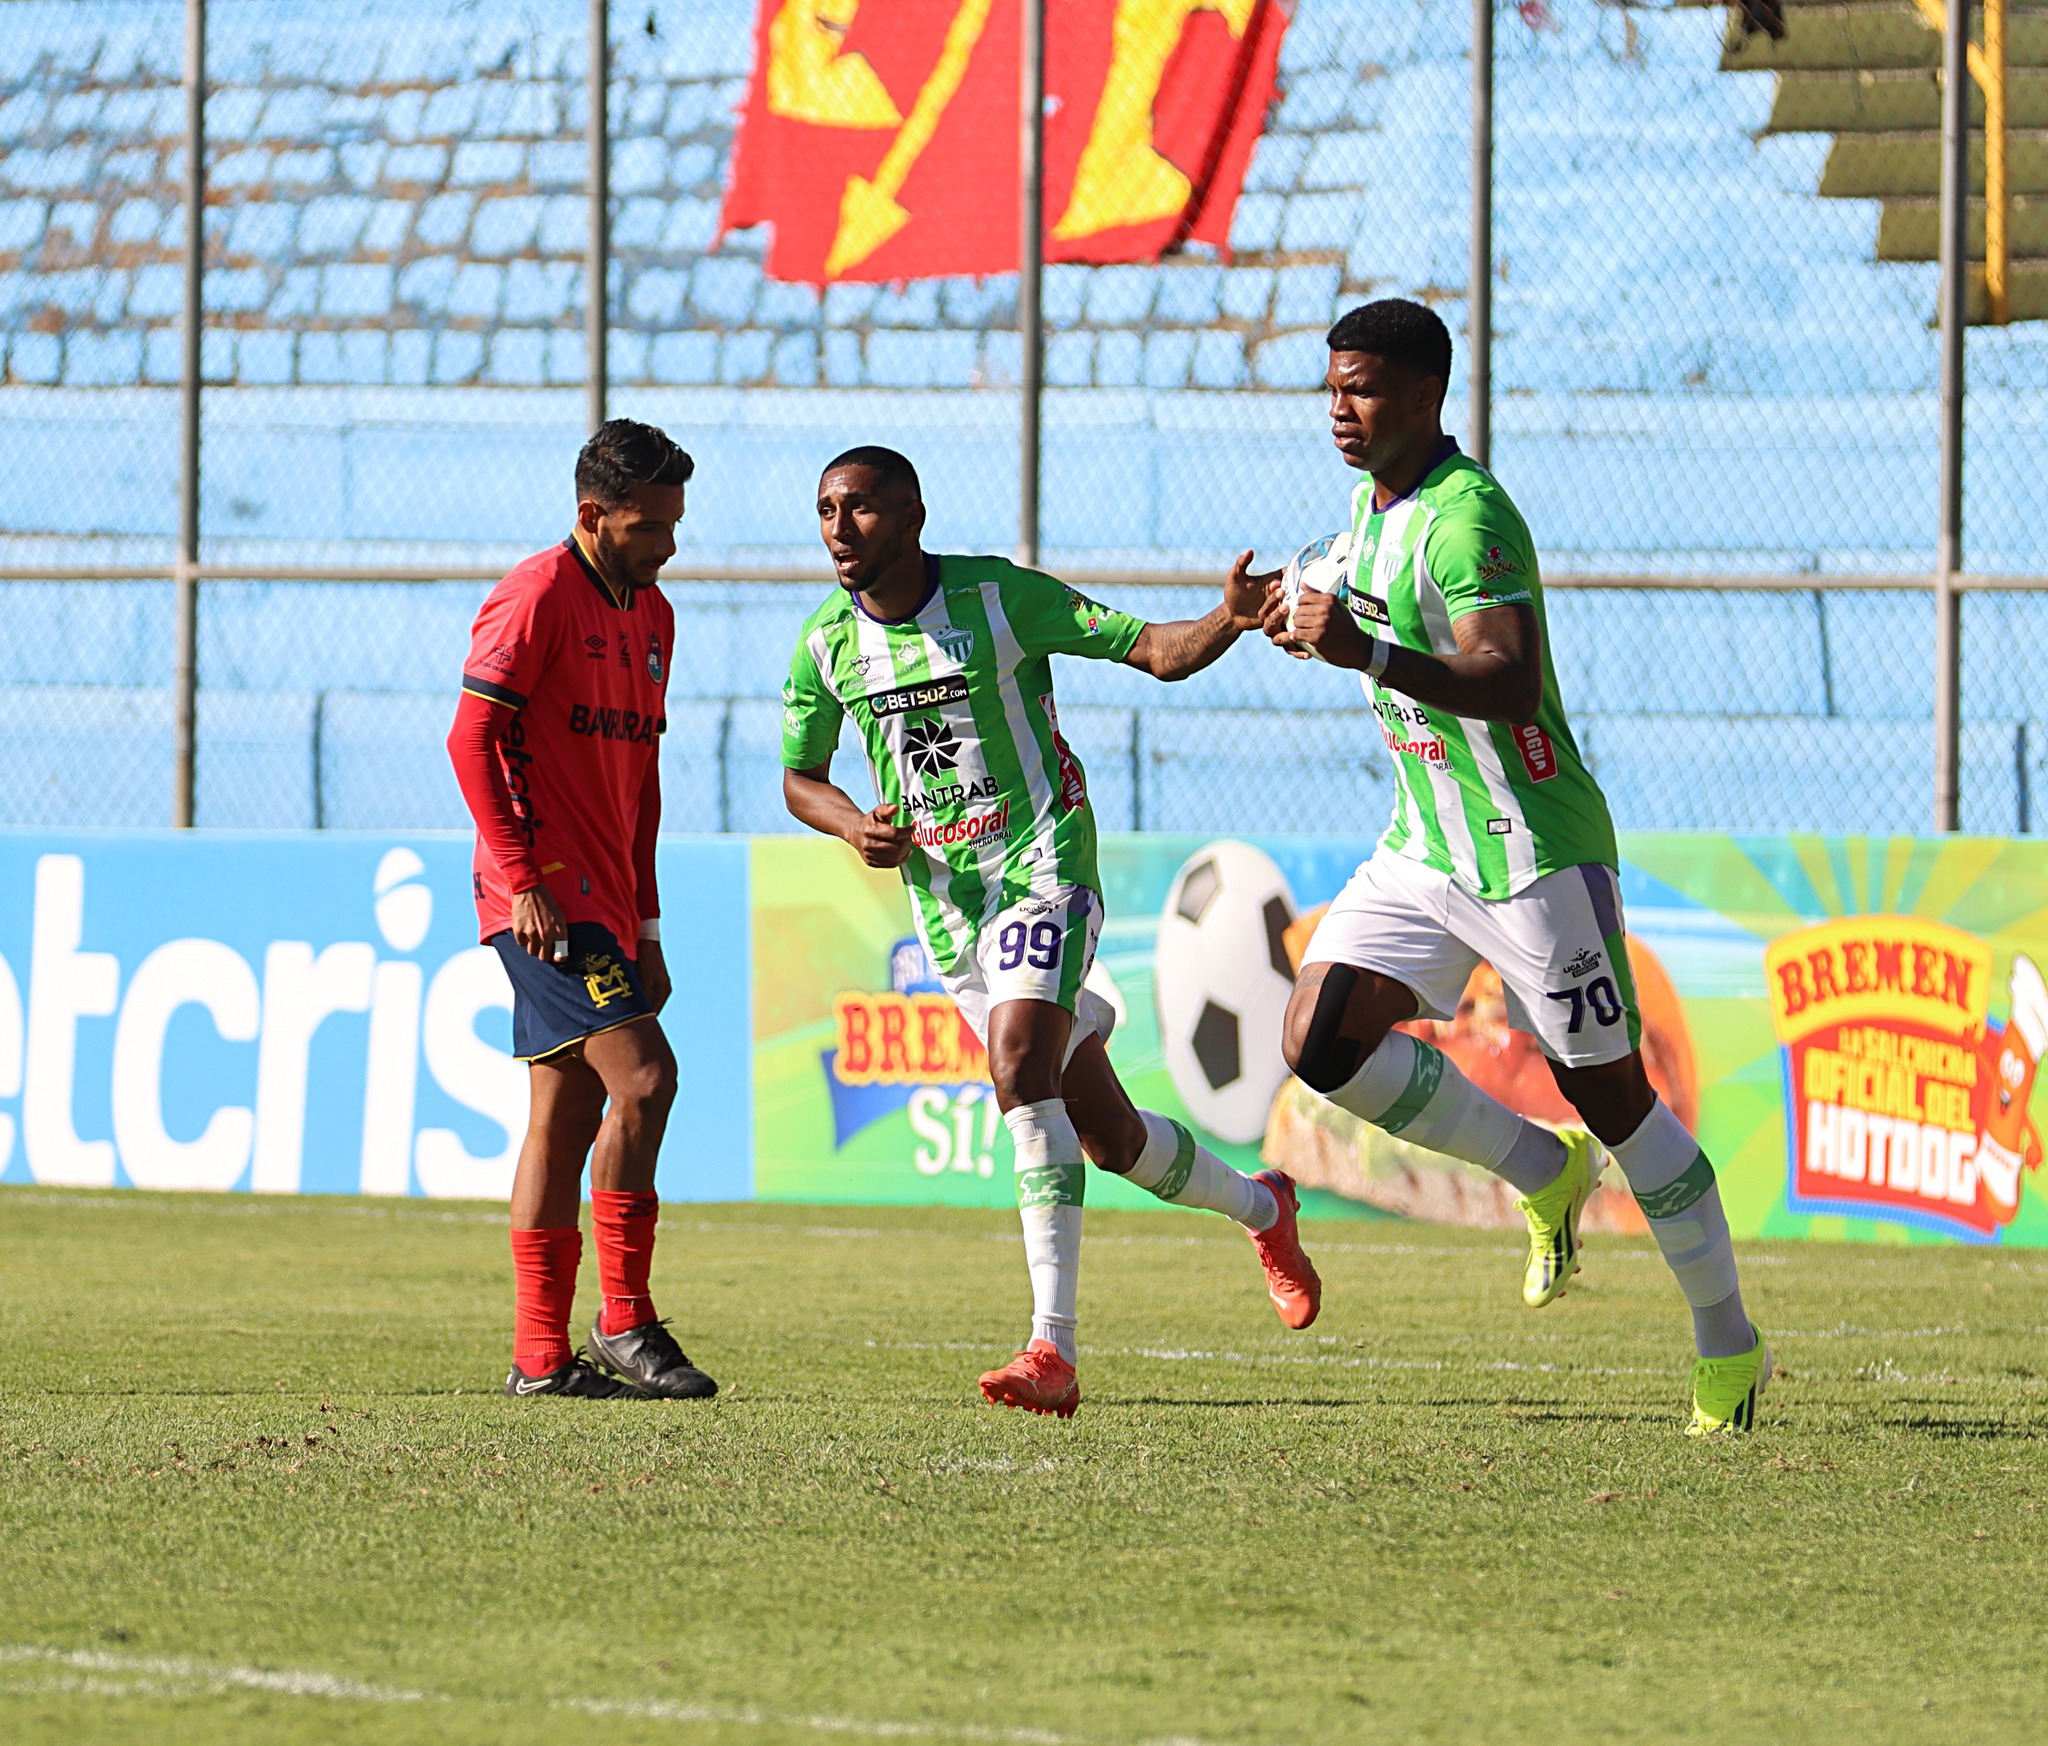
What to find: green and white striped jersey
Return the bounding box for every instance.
[1346,446,1617,900]
[780,555,1145,971]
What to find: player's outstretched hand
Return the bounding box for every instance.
[849,801,916,870]
[1222,549,1280,632]
[512,882,570,961]
[638,940,671,1013]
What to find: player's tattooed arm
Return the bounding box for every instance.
[1273,592,1546,724]
[1123,550,1274,681]
[783,761,915,869]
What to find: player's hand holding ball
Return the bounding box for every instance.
[849,800,916,870]
[1268,529,1364,665]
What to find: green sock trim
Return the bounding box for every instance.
[1376,1040,1445,1136]
[1017,1154,1086,1209]
[1635,1148,1716,1220]
[1149,1119,1198,1203]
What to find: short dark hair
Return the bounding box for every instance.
[1326,299,1453,384]
[821,445,921,501]
[576,418,694,507]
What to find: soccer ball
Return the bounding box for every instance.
[1154,841,1299,1145]
[1276,528,1356,664]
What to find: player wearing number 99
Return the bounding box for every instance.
[781,447,1324,1419]
[1260,300,1768,1435]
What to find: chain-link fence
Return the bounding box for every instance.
[2,0,2044,835]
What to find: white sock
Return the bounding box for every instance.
[1127,1111,1278,1231]
[1005,1098,1084,1365]
[1608,1098,1752,1359]
[1328,1031,1565,1195]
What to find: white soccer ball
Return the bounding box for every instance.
[1154,841,1299,1145]
[1277,529,1356,664]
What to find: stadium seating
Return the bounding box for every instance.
[1,0,2044,834]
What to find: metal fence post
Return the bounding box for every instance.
[1934,0,1968,831]
[174,0,206,829]
[1017,0,1046,567]
[1468,0,1492,468]
[586,0,608,435]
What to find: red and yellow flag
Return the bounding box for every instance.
[720,0,1287,283]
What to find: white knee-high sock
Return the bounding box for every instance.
[1607,1097,1752,1359]
[1126,1111,1278,1231]
[1006,1098,1085,1364]
[1327,1031,1565,1195]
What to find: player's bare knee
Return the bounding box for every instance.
[1287,965,1375,1093]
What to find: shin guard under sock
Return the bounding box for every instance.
[1327,1031,1565,1194]
[591,1189,659,1335]
[1127,1111,1277,1231]
[510,1225,582,1375]
[1608,1098,1751,1358]
[1005,1098,1085,1364]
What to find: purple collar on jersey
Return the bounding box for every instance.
[852,552,942,626]
[1369,437,1461,514]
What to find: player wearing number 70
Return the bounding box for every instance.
[781,446,1323,1419]
[1262,299,1769,1435]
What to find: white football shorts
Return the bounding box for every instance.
[941,884,1113,1067]
[1300,851,1642,1068]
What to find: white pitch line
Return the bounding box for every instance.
[0,1646,1272,1746]
[0,1645,427,1703]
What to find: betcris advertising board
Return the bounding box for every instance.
[0,833,750,1201]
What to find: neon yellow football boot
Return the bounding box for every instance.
[1514,1128,1601,1308]
[1687,1327,1772,1436]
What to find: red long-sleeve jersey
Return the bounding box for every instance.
[448,537,671,958]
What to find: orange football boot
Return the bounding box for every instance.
[978,1340,1080,1418]
[1248,1169,1322,1329]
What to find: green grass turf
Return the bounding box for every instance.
[2,1188,2046,1745]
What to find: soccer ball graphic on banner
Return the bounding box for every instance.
[1277,528,1357,664]
[1155,841,1299,1144]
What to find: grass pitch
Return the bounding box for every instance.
[2,1189,2045,1746]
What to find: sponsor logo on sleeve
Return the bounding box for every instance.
[483,642,519,672]
[1510,722,1559,782]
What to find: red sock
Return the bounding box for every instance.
[592,1189,659,1335]
[510,1226,582,1375]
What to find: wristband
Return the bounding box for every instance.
[1364,637,1392,680]
[638,918,661,942]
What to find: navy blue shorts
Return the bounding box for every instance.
[490,922,655,1062]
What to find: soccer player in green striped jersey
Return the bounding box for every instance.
[1266,301,1769,1435]
[782,447,1323,1418]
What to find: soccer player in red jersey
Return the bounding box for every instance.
[446,419,717,1401]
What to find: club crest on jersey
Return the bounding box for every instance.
[930,625,974,663]
[646,634,664,684]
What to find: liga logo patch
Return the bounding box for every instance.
[1767,916,2041,1237]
